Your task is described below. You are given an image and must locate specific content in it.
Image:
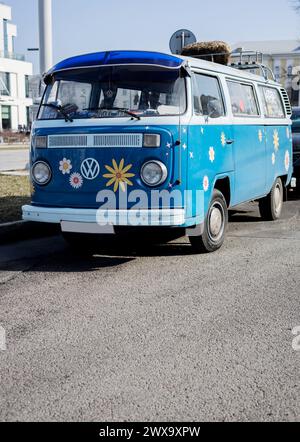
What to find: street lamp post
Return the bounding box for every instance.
[38,0,53,74]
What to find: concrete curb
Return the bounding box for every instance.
[0,220,60,245]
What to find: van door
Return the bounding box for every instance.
[226,80,266,204]
[187,72,234,218]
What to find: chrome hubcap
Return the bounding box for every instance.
[208,202,224,242]
[274,184,283,215]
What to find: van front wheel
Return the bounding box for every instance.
[259,177,283,221]
[189,189,228,253]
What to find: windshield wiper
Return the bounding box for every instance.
[83,107,141,120]
[41,103,74,123]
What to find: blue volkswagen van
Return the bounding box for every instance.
[23,50,293,253]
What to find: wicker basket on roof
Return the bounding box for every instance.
[181,41,231,65]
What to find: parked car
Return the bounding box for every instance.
[23,50,293,253]
[291,107,300,192]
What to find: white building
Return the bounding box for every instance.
[231,40,300,106]
[0,2,33,131]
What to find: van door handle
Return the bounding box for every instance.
[226,139,234,145]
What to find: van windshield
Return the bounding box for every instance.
[38,65,186,120]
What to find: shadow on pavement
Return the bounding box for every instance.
[1,195,299,273]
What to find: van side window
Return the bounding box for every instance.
[192,73,225,118]
[259,87,285,118]
[227,81,259,116]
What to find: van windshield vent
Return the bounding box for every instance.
[280,88,292,116]
[93,134,143,148]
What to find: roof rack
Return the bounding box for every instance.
[184,49,276,82]
[230,50,276,81]
[230,61,276,82]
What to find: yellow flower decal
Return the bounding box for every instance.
[221,132,226,147]
[273,130,280,152]
[103,159,135,192]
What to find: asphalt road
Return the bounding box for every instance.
[0,198,299,422]
[0,148,29,171]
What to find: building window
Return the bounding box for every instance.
[1,106,11,130]
[25,75,30,98]
[3,19,8,53]
[26,106,31,129]
[0,72,10,96]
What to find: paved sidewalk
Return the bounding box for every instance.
[0,149,29,172]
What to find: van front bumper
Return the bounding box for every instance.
[22,205,186,227]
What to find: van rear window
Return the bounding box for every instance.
[259,87,285,118]
[227,81,259,117]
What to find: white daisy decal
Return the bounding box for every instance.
[59,158,72,175]
[273,129,280,152]
[189,152,194,159]
[166,142,171,149]
[221,132,226,147]
[69,172,83,189]
[209,146,215,163]
[182,127,187,134]
[285,150,290,172]
[271,153,276,166]
[258,129,263,143]
[182,143,187,150]
[203,175,209,192]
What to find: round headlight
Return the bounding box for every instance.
[32,161,51,185]
[141,161,168,187]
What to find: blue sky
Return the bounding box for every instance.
[4,0,300,73]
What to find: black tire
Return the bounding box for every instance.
[189,189,228,253]
[259,177,283,221]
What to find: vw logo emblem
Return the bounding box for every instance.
[80,158,100,180]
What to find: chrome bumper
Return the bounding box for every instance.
[22,205,186,227]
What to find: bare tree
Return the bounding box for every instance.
[293,0,300,12]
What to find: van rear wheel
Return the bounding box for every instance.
[259,177,283,221]
[189,189,228,253]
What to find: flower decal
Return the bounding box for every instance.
[273,130,280,152]
[285,150,290,172]
[203,175,209,192]
[272,153,276,166]
[59,158,72,175]
[209,146,215,163]
[258,129,263,143]
[69,172,83,189]
[103,159,135,192]
[221,132,226,147]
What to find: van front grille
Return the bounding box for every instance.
[48,135,88,147]
[47,133,143,148]
[93,134,143,147]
